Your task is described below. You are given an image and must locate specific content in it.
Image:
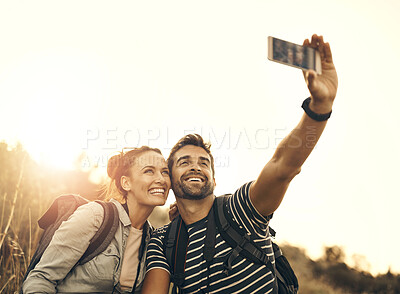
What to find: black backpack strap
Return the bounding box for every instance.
[214,196,275,272]
[79,201,119,264]
[166,206,217,294]
[214,195,279,293]
[166,216,188,290]
[164,220,177,294]
[273,242,299,293]
[139,221,152,260]
[204,206,216,263]
[131,222,152,294]
[202,205,217,293]
[165,219,176,272]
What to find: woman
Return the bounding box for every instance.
[22,146,171,293]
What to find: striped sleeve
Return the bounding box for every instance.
[230,181,272,236]
[145,225,170,275]
[229,181,276,268]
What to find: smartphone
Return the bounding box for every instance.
[268,36,322,74]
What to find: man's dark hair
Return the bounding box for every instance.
[167,134,215,176]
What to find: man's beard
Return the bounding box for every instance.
[172,174,214,200]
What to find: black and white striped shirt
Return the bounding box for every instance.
[146,182,276,294]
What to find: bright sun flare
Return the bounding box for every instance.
[10,48,109,170]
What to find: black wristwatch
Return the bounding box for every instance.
[301,97,332,121]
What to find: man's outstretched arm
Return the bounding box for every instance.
[250,34,338,216]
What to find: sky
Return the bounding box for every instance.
[1,0,399,275]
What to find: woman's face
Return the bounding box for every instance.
[123,151,171,207]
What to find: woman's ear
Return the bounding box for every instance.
[120,175,131,192]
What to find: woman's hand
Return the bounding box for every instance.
[168,202,179,221]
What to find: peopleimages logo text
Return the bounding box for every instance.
[80,126,308,151]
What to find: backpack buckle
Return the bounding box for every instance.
[239,233,251,248]
[222,263,231,276]
[166,238,175,248]
[172,272,185,287]
[221,221,229,232]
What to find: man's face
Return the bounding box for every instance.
[171,145,215,200]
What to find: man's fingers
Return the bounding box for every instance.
[324,42,333,63]
[308,34,333,62]
[319,43,325,60]
[310,34,319,48]
[306,70,317,89]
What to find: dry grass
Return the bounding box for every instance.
[0,145,77,293]
[1,155,27,292]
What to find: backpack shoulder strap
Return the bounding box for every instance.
[165,216,188,289]
[165,216,178,273]
[204,205,216,263]
[32,195,88,266]
[214,195,275,275]
[272,242,299,293]
[214,195,279,293]
[38,194,88,229]
[21,194,89,289]
[22,197,121,293]
[79,201,119,264]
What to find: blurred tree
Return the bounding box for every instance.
[324,245,345,263]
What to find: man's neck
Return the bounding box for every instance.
[177,194,215,225]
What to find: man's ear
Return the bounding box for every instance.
[121,175,131,192]
[213,178,216,186]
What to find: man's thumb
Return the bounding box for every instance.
[306,70,317,90]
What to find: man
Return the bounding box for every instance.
[142,34,338,293]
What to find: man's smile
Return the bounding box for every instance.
[183,173,206,183]
[185,177,204,182]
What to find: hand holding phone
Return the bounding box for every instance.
[268,36,322,74]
